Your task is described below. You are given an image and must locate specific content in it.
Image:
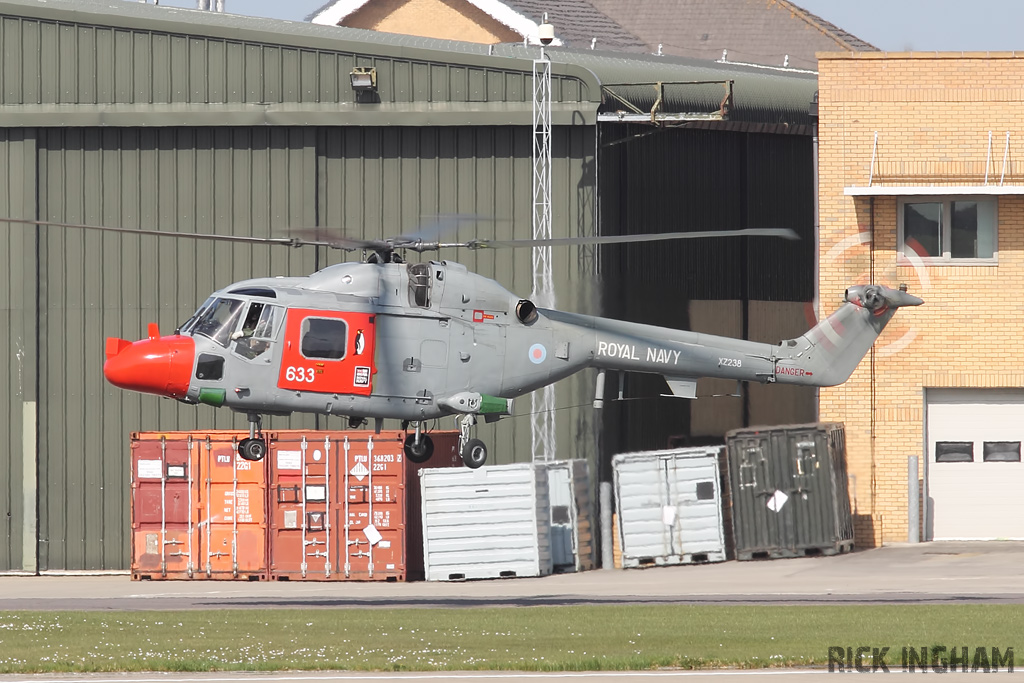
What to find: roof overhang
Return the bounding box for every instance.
[845,185,1024,196]
[0,102,597,127]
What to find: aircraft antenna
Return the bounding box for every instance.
[531,16,556,463]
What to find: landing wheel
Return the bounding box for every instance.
[238,437,267,462]
[461,438,487,469]
[404,433,434,464]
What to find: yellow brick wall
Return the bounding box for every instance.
[818,52,1024,546]
[343,0,521,44]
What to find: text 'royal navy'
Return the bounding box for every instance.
[597,341,681,365]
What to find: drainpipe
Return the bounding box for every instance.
[869,195,877,545]
[810,91,820,421]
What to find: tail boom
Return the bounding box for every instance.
[541,284,922,394]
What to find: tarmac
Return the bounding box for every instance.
[2,541,1024,609]
[2,543,1023,682]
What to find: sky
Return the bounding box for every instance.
[136,0,1024,53]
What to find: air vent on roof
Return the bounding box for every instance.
[229,287,277,298]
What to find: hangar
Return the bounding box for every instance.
[0,0,816,571]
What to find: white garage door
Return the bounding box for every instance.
[928,389,1024,540]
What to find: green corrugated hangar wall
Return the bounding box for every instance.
[0,2,600,571]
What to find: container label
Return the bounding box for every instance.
[767,490,789,512]
[235,488,253,523]
[167,465,186,479]
[662,505,677,526]
[378,540,391,549]
[350,462,370,481]
[363,524,383,546]
[306,485,327,502]
[277,450,302,470]
[284,509,298,529]
[137,459,163,479]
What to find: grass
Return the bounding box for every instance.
[0,605,1020,673]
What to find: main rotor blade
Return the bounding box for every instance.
[287,227,394,251]
[290,214,502,252]
[0,216,325,247]
[2,218,800,252]
[462,228,800,249]
[403,214,498,242]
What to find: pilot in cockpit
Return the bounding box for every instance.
[232,301,272,360]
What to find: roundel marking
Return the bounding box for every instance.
[528,343,547,364]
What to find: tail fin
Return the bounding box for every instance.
[774,284,923,386]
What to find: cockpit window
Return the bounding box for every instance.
[232,302,282,360]
[189,298,244,348]
[408,262,431,308]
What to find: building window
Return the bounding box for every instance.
[935,441,973,463]
[983,441,1021,462]
[899,198,996,263]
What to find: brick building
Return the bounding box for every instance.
[818,52,1024,544]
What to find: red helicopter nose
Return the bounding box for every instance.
[104,324,195,399]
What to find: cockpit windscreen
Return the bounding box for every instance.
[185,298,244,347]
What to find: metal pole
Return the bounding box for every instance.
[530,43,555,463]
[1001,131,1010,186]
[600,481,614,569]
[868,132,878,186]
[908,456,919,543]
[21,401,37,573]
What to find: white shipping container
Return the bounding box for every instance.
[420,463,552,580]
[543,460,595,572]
[613,446,727,568]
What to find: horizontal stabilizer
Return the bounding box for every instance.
[663,376,698,399]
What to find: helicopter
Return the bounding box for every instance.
[4,217,923,468]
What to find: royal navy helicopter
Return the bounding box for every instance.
[5,217,923,468]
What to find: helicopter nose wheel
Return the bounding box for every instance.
[403,422,434,464]
[457,414,487,468]
[238,412,267,462]
[238,437,267,462]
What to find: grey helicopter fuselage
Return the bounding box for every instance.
[114,257,921,425]
[175,258,571,421]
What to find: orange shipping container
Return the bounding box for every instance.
[131,431,268,580]
[131,433,197,580]
[198,434,268,580]
[268,430,461,581]
[131,429,460,581]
